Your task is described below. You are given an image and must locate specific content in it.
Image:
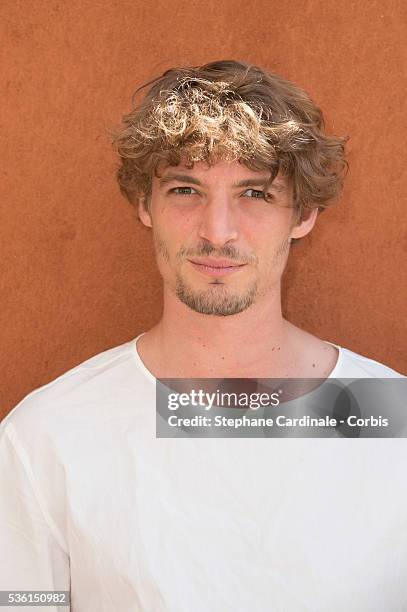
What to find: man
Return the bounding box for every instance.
[1,60,405,611]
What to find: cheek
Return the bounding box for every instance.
[151,215,189,264]
[239,204,293,235]
[152,230,171,263]
[250,226,291,274]
[159,200,196,227]
[157,209,197,249]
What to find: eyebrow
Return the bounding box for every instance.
[158,173,285,192]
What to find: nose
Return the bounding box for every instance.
[197,195,239,246]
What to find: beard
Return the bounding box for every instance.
[153,229,290,317]
[175,275,259,316]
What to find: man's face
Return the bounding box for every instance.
[139,160,317,316]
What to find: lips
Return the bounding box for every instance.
[188,258,245,268]
[187,258,247,277]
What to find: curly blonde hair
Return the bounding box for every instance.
[111,60,348,221]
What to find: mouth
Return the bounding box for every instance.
[187,258,247,277]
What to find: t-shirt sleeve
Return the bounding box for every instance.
[0,422,70,611]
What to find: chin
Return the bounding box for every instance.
[174,276,258,317]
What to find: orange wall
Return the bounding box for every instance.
[1,0,406,417]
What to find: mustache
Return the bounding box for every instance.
[177,243,258,265]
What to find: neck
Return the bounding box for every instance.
[140,284,301,378]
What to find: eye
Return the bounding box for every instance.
[242,188,267,199]
[169,186,198,196]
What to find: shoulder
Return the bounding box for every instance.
[0,335,152,556]
[325,342,406,378]
[1,337,142,437]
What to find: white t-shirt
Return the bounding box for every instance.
[0,334,406,611]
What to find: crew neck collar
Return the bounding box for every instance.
[129,333,343,383]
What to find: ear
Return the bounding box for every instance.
[289,208,318,240]
[138,198,152,228]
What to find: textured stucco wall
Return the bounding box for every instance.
[1,0,406,417]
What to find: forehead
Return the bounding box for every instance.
[155,159,289,191]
